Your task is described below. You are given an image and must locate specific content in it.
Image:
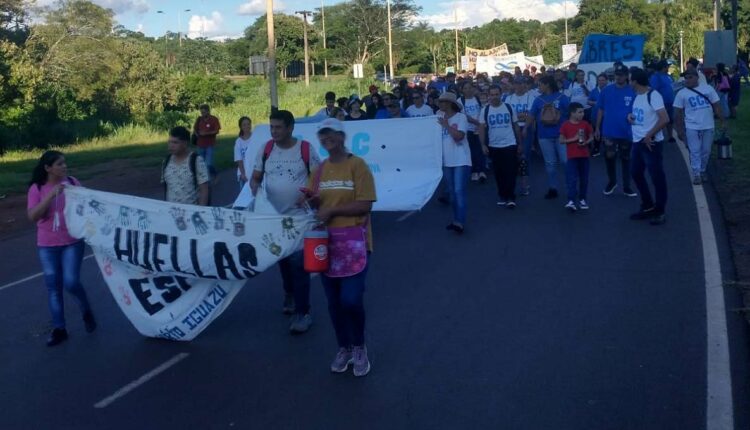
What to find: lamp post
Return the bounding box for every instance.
[178,9,191,47]
[564,1,568,45]
[267,0,278,111]
[679,30,684,74]
[454,8,459,72]
[296,10,312,87]
[156,10,168,67]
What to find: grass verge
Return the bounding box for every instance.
[0,77,368,195]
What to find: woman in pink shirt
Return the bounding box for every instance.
[27,151,96,346]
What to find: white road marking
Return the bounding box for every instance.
[93,353,190,409]
[676,141,734,429]
[396,211,417,222]
[0,254,95,292]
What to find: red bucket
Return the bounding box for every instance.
[303,229,329,273]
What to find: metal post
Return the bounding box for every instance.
[178,9,191,48]
[387,0,394,81]
[296,10,311,87]
[157,10,167,67]
[714,0,721,31]
[267,0,279,111]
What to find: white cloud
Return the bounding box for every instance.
[418,0,578,30]
[238,0,286,16]
[135,23,144,33]
[188,11,225,38]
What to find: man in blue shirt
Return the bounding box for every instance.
[595,64,638,197]
[649,60,675,142]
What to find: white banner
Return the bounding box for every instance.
[562,44,577,62]
[234,116,443,212]
[64,186,317,341]
[475,52,527,75]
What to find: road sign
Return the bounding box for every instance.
[353,63,364,79]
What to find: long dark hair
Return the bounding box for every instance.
[30,150,64,187]
[238,116,251,137]
[539,75,559,93]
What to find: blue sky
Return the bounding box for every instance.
[50,0,578,40]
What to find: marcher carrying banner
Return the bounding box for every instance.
[64,186,317,341]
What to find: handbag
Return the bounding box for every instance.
[312,160,369,278]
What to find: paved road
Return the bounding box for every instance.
[1,144,748,430]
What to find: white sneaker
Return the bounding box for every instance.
[496,200,507,206]
[565,200,577,212]
[579,199,589,210]
[470,172,480,182]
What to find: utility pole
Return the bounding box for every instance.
[296,10,311,87]
[732,0,738,49]
[322,0,328,78]
[386,0,394,81]
[267,0,279,111]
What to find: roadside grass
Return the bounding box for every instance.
[0,77,369,195]
[721,86,750,188]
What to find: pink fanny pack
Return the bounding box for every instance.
[326,223,368,278]
[313,160,369,278]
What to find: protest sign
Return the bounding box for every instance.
[475,52,527,75]
[578,34,645,87]
[465,44,509,71]
[64,186,317,341]
[234,116,443,212]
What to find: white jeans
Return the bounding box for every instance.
[685,128,714,175]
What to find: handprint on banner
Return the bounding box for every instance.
[136,209,150,230]
[211,207,225,231]
[102,257,113,277]
[192,212,208,235]
[75,203,85,216]
[230,211,245,237]
[118,285,132,306]
[170,207,188,231]
[262,233,283,256]
[281,217,301,240]
[118,206,131,227]
[100,216,115,236]
[88,200,105,216]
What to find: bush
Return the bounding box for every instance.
[177,74,236,111]
[144,110,192,132]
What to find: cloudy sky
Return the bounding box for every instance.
[44,0,579,40]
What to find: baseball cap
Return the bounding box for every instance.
[318,118,345,133]
[614,64,629,75]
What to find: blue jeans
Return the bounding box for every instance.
[197,146,216,176]
[718,92,730,119]
[630,139,668,213]
[538,137,567,189]
[443,166,471,225]
[566,157,590,201]
[321,260,369,348]
[278,250,310,315]
[685,129,714,175]
[38,241,91,329]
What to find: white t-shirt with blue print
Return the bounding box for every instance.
[673,83,720,130]
[457,96,482,133]
[479,104,516,148]
[438,111,471,167]
[631,90,666,143]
